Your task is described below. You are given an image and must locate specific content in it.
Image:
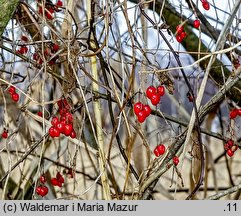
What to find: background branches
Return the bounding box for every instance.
[0,0,241,200]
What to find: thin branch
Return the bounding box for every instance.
[204,183,241,200]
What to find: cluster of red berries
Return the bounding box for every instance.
[133,102,151,123]
[48,99,76,138]
[36,170,72,197]
[153,144,180,166]
[51,172,65,187]
[193,19,200,29]
[7,86,19,102]
[1,130,8,139]
[201,0,210,10]
[36,175,48,197]
[175,25,187,43]
[229,108,241,119]
[172,156,179,166]
[146,85,165,105]
[36,172,64,197]
[153,144,166,157]
[224,139,238,157]
[38,0,63,20]
[16,35,29,55]
[33,43,60,66]
[133,85,165,123]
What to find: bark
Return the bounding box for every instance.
[0,0,20,36]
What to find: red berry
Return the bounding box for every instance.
[237,109,241,116]
[225,139,234,151]
[173,156,179,166]
[70,130,77,139]
[64,124,73,136]
[59,108,68,116]
[51,117,59,126]
[37,111,43,117]
[11,93,19,102]
[49,127,60,137]
[153,148,159,157]
[176,25,184,34]
[56,122,64,133]
[38,58,43,65]
[65,112,73,123]
[39,175,47,184]
[49,127,55,137]
[36,185,48,197]
[56,0,63,7]
[57,100,62,108]
[227,139,234,148]
[224,143,229,151]
[57,180,63,187]
[36,185,49,197]
[48,59,56,65]
[193,19,200,28]
[227,149,234,157]
[230,109,238,119]
[51,178,59,186]
[157,85,165,96]
[154,144,166,157]
[56,172,64,184]
[234,59,240,69]
[150,94,161,105]
[180,31,187,39]
[66,168,74,178]
[176,35,183,43]
[46,13,53,20]
[202,1,210,10]
[19,46,28,54]
[21,35,28,42]
[45,8,54,20]
[39,6,43,14]
[136,110,146,123]
[36,186,42,195]
[8,86,16,94]
[47,7,55,14]
[16,49,23,55]
[52,44,59,52]
[143,105,151,117]
[146,86,156,99]
[60,115,66,122]
[133,102,143,115]
[58,98,70,109]
[51,173,64,187]
[33,52,39,61]
[60,120,66,126]
[187,92,194,102]
[41,186,48,196]
[1,131,8,139]
[53,128,60,137]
